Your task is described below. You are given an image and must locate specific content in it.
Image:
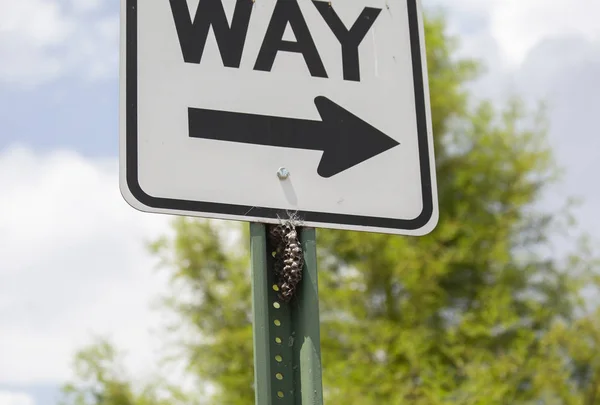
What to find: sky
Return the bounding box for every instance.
[1,0,599,404]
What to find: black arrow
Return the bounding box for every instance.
[188,96,399,178]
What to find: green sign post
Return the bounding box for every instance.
[251,223,323,404]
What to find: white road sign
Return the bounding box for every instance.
[119,0,438,235]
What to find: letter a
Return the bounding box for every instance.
[254,0,327,78]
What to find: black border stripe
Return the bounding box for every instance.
[125,0,434,231]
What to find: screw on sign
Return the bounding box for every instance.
[277,167,290,180]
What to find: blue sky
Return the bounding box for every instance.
[1,0,599,404]
[0,80,118,155]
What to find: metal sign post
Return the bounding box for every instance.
[251,223,323,404]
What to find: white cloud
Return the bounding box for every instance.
[488,0,600,66]
[0,391,34,405]
[0,0,118,87]
[429,0,600,66]
[0,146,171,385]
[68,0,102,13]
[515,37,600,241]
[427,0,600,246]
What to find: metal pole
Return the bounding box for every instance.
[251,223,324,405]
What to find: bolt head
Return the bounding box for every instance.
[277,167,290,180]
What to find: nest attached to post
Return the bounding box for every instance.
[268,219,304,302]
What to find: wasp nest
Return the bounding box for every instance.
[269,222,304,302]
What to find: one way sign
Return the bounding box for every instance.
[119,0,439,236]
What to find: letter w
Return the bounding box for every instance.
[169,0,254,68]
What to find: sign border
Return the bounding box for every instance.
[122,0,437,234]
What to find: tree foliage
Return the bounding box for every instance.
[63,11,600,405]
[60,338,192,405]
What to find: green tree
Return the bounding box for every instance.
[63,10,600,405]
[60,338,191,405]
